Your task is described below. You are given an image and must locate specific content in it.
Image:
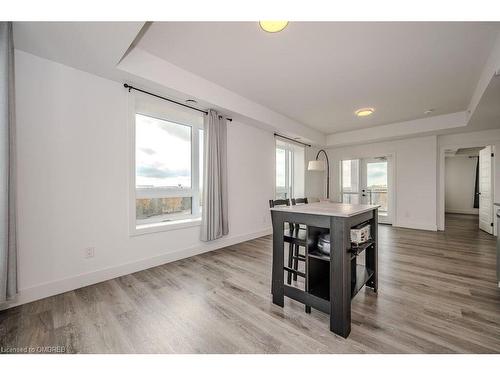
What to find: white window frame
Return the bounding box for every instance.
[128,92,203,236]
[340,159,360,204]
[275,139,305,200]
[275,145,293,199]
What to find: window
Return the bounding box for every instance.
[131,93,204,233]
[341,159,360,204]
[275,140,305,199]
[366,160,388,213]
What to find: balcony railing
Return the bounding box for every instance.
[342,190,388,212]
[367,190,388,212]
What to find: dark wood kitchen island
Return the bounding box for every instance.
[270,201,379,338]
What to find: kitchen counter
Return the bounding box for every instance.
[270,201,380,217]
[270,201,379,338]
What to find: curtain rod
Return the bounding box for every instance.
[124,83,232,122]
[274,133,311,147]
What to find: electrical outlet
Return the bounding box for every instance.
[84,247,95,259]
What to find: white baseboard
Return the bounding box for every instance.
[0,228,272,311]
[445,209,479,215]
[394,219,437,231]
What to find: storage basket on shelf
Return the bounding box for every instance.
[350,223,371,245]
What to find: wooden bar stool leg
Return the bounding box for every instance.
[287,242,293,284]
[293,244,299,281]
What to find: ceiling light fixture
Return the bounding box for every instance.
[185,99,198,104]
[259,21,289,33]
[355,107,375,117]
[424,109,434,115]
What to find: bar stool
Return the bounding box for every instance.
[290,198,308,281]
[269,199,307,284]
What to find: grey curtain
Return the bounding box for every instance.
[0,22,17,302]
[200,110,228,241]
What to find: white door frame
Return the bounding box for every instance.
[479,146,494,234]
[438,141,497,234]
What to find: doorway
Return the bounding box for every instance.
[341,156,393,224]
[443,146,494,234]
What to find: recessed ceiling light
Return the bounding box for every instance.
[259,21,289,33]
[355,108,375,117]
[185,99,198,105]
[424,109,435,115]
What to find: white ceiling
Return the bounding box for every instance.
[13,22,145,81]
[467,74,500,131]
[138,22,500,134]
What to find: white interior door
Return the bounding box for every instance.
[360,157,392,224]
[479,145,494,234]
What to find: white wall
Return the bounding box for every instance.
[445,155,479,215]
[322,135,438,231]
[6,50,275,309]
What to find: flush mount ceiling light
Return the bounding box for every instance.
[185,99,198,104]
[259,21,289,33]
[424,108,435,115]
[355,107,375,117]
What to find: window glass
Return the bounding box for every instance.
[342,159,359,193]
[275,140,305,199]
[136,114,191,189]
[366,162,387,189]
[134,106,202,228]
[276,147,287,198]
[366,161,388,212]
[136,197,193,222]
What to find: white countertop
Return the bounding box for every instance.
[270,201,380,217]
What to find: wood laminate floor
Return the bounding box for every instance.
[1,214,499,353]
